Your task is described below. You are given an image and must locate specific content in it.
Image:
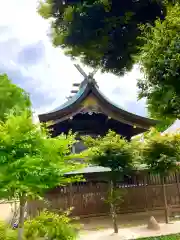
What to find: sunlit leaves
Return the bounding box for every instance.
[141,131,180,176]
[38,1,52,19]
[83,130,134,173]
[138,3,180,119]
[0,111,82,200]
[0,74,31,121]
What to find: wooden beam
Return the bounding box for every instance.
[89,69,98,77]
[66,95,74,100]
[71,90,78,94]
[73,83,80,87]
[74,64,87,78]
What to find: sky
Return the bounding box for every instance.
[0,0,147,118]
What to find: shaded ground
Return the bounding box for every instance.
[79,211,180,239]
[79,219,180,240]
[79,210,168,231]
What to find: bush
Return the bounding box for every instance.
[24,210,79,240]
[137,234,180,240]
[0,221,17,240]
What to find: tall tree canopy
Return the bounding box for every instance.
[0,74,31,121]
[138,3,180,119]
[38,0,172,76]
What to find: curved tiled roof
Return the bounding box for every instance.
[38,79,158,129]
[50,80,128,114]
[49,83,87,113]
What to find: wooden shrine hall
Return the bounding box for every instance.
[38,64,157,144]
[30,66,173,218]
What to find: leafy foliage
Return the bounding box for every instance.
[138,3,180,119]
[0,111,81,200]
[24,210,79,240]
[0,221,17,240]
[133,129,180,223]
[137,234,180,240]
[83,130,134,233]
[83,130,134,173]
[0,210,79,240]
[0,74,31,121]
[154,118,175,132]
[38,0,172,75]
[141,131,180,176]
[130,134,145,168]
[105,187,126,208]
[0,110,83,240]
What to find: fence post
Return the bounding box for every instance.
[144,175,148,212]
[175,172,180,204]
[69,183,73,208]
[162,176,169,224]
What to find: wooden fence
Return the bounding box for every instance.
[27,171,180,217]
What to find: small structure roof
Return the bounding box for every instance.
[65,164,148,175]
[66,166,111,175]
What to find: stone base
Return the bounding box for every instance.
[147,216,160,230]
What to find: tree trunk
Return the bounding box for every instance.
[162,176,169,224]
[110,180,118,233]
[18,195,26,240]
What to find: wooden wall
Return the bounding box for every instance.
[27,171,180,218]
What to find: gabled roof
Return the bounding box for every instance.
[38,79,158,129]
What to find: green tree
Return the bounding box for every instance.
[0,111,82,240]
[138,3,180,119]
[141,131,180,223]
[83,131,134,233]
[0,74,31,121]
[154,118,175,132]
[38,0,173,75]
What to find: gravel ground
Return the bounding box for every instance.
[79,221,180,240]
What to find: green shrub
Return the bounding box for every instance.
[137,234,180,240]
[24,210,79,240]
[0,221,17,240]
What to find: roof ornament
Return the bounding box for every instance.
[66,64,98,100]
[74,64,98,86]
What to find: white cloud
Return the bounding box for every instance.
[0,0,147,117]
